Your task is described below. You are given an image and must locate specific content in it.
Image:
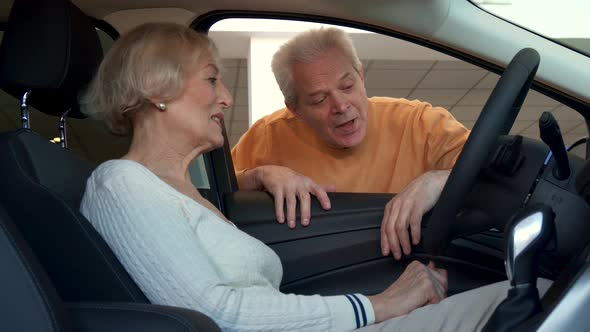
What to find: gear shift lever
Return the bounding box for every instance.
[483,204,555,332]
[506,204,554,286]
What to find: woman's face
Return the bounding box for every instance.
[165,56,233,153]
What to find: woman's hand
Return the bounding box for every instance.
[240,165,334,228]
[368,260,448,323]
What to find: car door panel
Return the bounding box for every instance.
[225,191,506,295]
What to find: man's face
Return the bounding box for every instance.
[288,47,369,149]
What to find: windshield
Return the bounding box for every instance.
[473,0,590,56]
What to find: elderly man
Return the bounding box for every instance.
[232,27,469,260]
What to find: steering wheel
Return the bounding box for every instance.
[422,48,541,255]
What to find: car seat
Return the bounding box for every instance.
[0,202,220,331]
[0,0,146,303]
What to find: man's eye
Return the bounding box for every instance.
[311,97,326,105]
[208,77,218,85]
[342,83,354,91]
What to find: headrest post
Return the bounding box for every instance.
[59,109,71,149]
[20,90,31,129]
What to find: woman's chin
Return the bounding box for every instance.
[215,135,225,148]
[210,137,225,150]
[197,135,225,154]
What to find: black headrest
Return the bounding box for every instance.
[0,0,102,118]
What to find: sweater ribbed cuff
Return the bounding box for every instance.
[324,294,375,331]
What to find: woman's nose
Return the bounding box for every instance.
[219,81,234,108]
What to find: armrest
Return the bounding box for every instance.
[67,302,220,332]
[225,190,393,244]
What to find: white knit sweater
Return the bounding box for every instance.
[80,160,375,331]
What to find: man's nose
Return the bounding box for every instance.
[330,92,350,114]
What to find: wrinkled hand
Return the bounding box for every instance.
[254,165,334,228]
[381,170,450,260]
[368,261,448,323]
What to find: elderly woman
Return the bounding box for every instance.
[80,23,546,332]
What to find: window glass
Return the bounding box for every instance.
[189,154,210,189]
[208,18,586,157]
[95,27,114,52]
[473,0,590,56]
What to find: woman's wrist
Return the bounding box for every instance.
[367,294,385,323]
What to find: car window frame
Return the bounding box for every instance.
[191,10,590,210]
[192,10,589,113]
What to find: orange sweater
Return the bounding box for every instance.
[231,97,469,193]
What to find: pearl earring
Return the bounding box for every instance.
[157,102,167,111]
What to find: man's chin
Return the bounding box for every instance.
[331,121,367,149]
[332,134,364,149]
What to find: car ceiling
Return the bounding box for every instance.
[0,0,588,107]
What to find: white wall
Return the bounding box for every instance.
[248,37,287,125]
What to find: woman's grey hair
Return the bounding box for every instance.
[80,22,220,136]
[271,27,362,108]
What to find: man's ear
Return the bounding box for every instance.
[286,102,302,119]
[357,64,365,82]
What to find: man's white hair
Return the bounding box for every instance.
[271,27,362,108]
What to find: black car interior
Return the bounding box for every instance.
[0,203,221,331]
[0,0,219,330]
[0,0,148,304]
[1,0,590,330]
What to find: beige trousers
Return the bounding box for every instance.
[360,279,552,332]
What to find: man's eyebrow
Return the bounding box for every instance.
[307,72,354,98]
[339,72,352,81]
[308,90,326,98]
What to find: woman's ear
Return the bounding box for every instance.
[147,98,167,111]
[155,102,167,111]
